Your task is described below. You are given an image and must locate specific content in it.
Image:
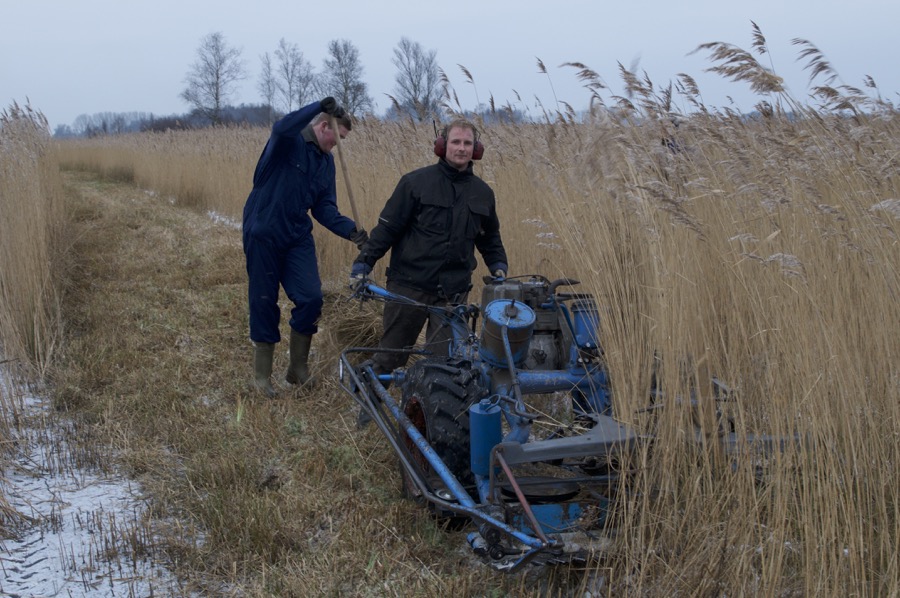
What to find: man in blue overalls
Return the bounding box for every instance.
[243,97,367,396]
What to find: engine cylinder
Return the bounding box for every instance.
[480,299,535,368]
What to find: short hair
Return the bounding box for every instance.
[442,119,477,142]
[313,112,352,131]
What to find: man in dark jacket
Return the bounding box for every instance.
[350,118,507,382]
[243,97,368,396]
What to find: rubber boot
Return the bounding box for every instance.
[285,330,314,386]
[252,342,277,398]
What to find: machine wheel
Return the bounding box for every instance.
[399,359,482,509]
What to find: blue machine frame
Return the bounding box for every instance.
[339,276,641,570]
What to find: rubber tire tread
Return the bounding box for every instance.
[401,360,478,490]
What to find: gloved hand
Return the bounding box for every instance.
[349,227,369,250]
[320,97,346,119]
[489,263,508,280]
[349,262,372,290]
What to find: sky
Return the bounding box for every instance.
[3,0,898,132]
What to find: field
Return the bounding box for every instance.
[2,60,899,596]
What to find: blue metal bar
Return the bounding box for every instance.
[362,366,548,551]
[498,394,532,445]
[473,474,492,503]
[362,282,417,304]
[514,368,608,394]
[362,364,476,508]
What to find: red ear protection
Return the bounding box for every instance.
[433,133,485,160]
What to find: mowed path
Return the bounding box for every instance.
[37,171,537,596]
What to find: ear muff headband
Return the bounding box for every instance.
[433,128,484,160]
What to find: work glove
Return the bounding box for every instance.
[493,269,507,279]
[349,262,372,291]
[320,97,346,119]
[349,227,369,250]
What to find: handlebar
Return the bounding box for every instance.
[350,278,479,330]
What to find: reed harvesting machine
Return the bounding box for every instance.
[339,274,772,572]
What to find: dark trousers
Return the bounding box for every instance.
[371,282,468,374]
[245,235,322,343]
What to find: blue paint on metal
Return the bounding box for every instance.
[368,376,476,508]
[346,280,629,561]
[570,298,601,351]
[469,399,502,477]
[508,503,581,535]
[362,366,547,550]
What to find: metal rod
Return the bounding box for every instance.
[495,451,553,546]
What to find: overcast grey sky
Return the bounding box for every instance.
[3,0,897,131]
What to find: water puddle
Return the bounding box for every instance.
[1,373,192,597]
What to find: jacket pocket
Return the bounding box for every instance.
[416,193,452,234]
[465,198,490,239]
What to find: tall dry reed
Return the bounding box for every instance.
[533,105,899,594]
[0,101,67,531]
[0,102,66,375]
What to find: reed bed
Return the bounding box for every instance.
[0,102,67,533]
[534,108,900,595]
[0,102,66,378]
[10,35,900,595]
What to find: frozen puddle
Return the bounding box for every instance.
[1,387,190,597]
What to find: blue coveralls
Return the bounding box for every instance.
[242,101,356,344]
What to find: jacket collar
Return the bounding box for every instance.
[301,124,323,153]
[437,158,473,180]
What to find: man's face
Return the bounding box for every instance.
[444,126,475,171]
[315,121,349,153]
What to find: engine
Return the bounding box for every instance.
[479,276,574,371]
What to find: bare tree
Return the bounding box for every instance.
[180,32,245,125]
[319,39,373,115]
[258,52,277,123]
[389,37,441,121]
[274,38,316,113]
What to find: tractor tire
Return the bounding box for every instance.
[399,358,482,509]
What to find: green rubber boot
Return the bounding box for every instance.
[285,330,314,386]
[252,341,277,398]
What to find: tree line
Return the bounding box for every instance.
[55,32,462,138]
